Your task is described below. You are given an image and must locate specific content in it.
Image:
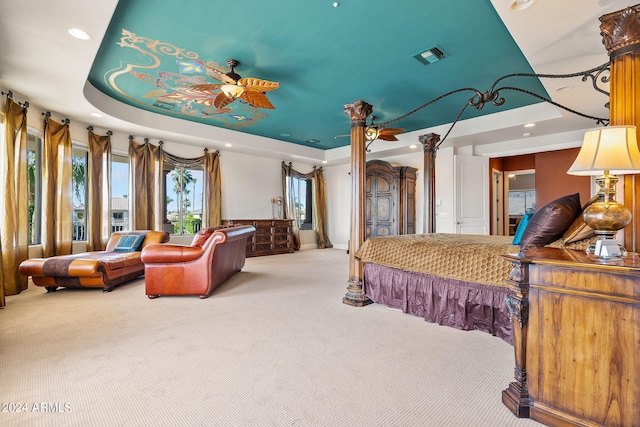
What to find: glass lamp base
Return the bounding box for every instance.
[586,239,628,263]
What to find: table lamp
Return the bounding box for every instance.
[567,125,640,260]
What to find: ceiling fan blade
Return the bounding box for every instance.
[187,83,221,92]
[213,92,235,109]
[380,127,405,136]
[239,78,280,92]
[377,134,399,142]
[206,65,237,85]
[240,91,275,109]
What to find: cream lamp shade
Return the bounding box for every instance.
[568,125,640,176]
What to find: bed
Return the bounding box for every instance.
[356,233,518,343]
[355,192,593,345]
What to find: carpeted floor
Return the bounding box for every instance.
[1,249,541,427]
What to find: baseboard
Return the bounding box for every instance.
[299,244,317,251]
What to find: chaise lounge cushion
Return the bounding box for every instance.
[19,230,170,292]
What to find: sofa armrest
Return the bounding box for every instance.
[141,245,204,264]
[217,225,256,242]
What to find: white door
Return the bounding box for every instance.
[455,155,489,235]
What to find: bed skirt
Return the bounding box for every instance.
[363,263,513,344]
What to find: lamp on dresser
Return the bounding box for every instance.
[567,125,640,260]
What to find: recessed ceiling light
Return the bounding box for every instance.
[225,143,232,147]
[322,160,328,164]
[556,85,572,92]
[307,139,320,144]
[333,2,340,8]
[523,132,531,137]
[409,145,418,149]
[68,28,92,40]
[90,112,103,118]
[510,0,537,11]
[524,123,535,128]
[280,133,291,137]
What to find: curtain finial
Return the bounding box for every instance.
[144,138,149,143]
[42,111,51,118]
[107,130,113,136]
[63,118,70,125]
[1,90,13,99]
[87,125,94,132]
[158,140,163,146]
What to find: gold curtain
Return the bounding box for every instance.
[313,167,333,249]
[282,162,301,250]
[128,139,164,231]
[86,129,112,251]
[0,98,29,307]
[42,115,73,257]
[203,150,222,227]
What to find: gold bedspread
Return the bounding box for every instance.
[355,233,519,287]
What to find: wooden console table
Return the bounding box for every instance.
[223,219,294,257]
[502,247,640,427]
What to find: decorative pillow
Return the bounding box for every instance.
[546,235,599,251]
[562,194,599,244]
[113,233,147,252]
[519,193,582,250]
[512,213,533,245]
[191,228,216,247]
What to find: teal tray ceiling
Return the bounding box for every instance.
[88,0,547,150]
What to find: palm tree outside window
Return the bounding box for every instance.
[165,165,203,234]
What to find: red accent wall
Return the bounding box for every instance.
[490,148,592,234]
[535,148,591,207]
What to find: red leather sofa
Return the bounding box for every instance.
[19,230,170,292]
[141,225,256,299]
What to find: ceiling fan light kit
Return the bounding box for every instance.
[189,58,279,110]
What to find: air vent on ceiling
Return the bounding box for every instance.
[414,46,449,65]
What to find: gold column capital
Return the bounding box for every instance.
[344,100,373,125]
[419,133,441,153]
[600,5,640,58]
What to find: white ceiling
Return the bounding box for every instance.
[0,0,631,164]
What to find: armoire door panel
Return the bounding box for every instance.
[377,197,392,221]
[365,160,416,239]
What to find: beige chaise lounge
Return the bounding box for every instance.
[19,230,170,292]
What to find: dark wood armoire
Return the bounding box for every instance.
[365,160,417,238]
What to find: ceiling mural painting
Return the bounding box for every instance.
[102,29,268,130]
[86,0,554,150]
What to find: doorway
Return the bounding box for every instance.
[504,170,535,236]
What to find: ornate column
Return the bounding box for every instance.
[343,100,373,307]
[600,5,640,251]
[502,255,532,418]
[419,133,440,233]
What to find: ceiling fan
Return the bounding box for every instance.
[188,58,279,110]
[335,116,405,142]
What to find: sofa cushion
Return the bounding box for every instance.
[113,233,147,252]
[520,193,581,250]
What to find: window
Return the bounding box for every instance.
[72,147,88,241]
[508,190,536,216]
[27,132,42,245]
[290,177,313,230]
[111,154,130,232]
[165,165,203,234]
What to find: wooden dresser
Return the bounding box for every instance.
[501,247,640,427]
[223,219,294,257]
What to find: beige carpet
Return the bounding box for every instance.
[1,249,541,427]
